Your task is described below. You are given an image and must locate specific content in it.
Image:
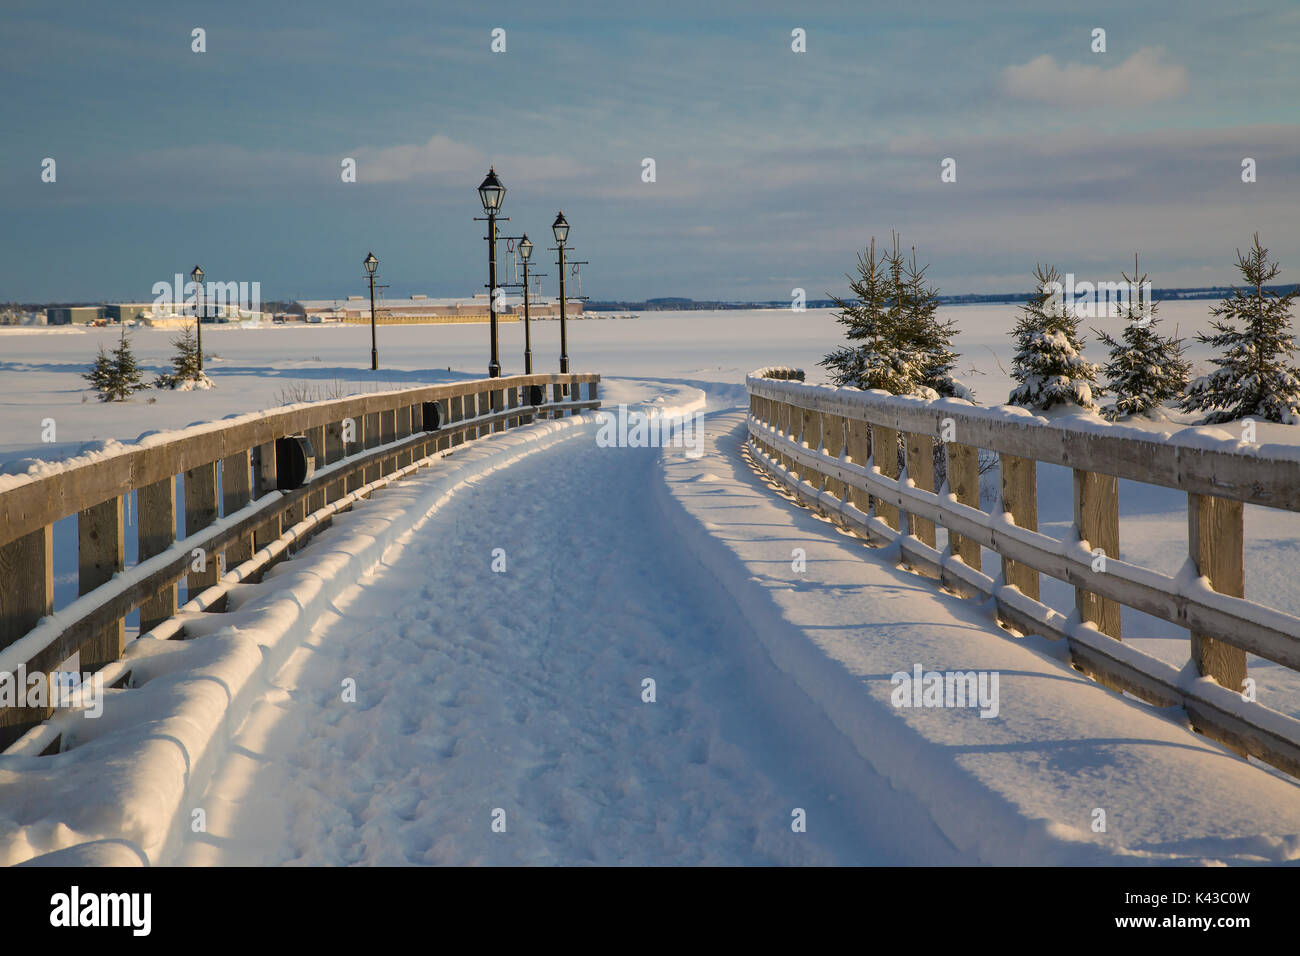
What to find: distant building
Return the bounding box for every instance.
[104,301,264,326]
[45,306,104,325]
[293,293,581,325]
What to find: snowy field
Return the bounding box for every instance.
[4,304,1299,674]
[3,304,1300,865]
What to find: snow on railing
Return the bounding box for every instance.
[0,372,600,751]
[744,366,1300,778]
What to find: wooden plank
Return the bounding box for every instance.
[0,526,53,648]
[221,450,254,567]
[137,478,177,632]
[0,525,52,746]
[905,432,936,548]
[822,414,845,500]
[325,420,346,501]
[846,418,870,514]
[1073,469,1121,639]
[449,395,464,446]
[507,386,520,430]
[801,406,821,491]
[1189,493,1247,691]
[945,442,980,570]
[77,496,126,673]
[304,426,326,512]
[999,453,1039,601]
[252,442,281,551]
[872,425,901,531]
[780,401,795,472]
[363,411,381,483]
[184,461,220,596]
[551,384,563,420]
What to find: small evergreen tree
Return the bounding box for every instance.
[820,236,917,393]
[897,243,968,399]
[86,328,149,401]
[1179,234,1300,424]
[821,233,969,398]
[1008,264,1101,411]
[1094,256,1190,419]
[155,322,213,389]
[83,344,113,395]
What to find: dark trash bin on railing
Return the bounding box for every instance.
[422,401,444,431]
[275,435,316,490]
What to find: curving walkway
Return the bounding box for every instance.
[177,386,962,865]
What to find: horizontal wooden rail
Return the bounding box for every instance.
[744,367,1300,778]
[748,377,1300,511]
[0,373,599,749]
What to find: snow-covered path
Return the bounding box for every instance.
[176,385,962,866]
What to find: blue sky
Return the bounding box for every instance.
[2,0,1297,302]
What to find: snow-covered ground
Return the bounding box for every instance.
[2,305,1299,865]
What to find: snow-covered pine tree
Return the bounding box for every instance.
[897,243,969,400]
[1008,264,1101,411]
[83,344,114,396]
[90,328,150,401]
[1094,255,1190,420]
[820,236,917,393]
[155,322,214,389]
[1179,234,1300,424]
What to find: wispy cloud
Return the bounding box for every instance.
[1001,47,1188,107]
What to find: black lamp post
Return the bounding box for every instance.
[552,212,570,373]
[189,264,204,372]
[363,251,379,371]
[519,235,534,374]
[477,167,506,378]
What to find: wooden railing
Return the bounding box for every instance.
[0,372,600,749]
[745,367,1300,777]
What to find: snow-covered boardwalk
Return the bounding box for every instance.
[175,384,956,865]
[4,380,1300,866]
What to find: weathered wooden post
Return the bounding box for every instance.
[507,386,520,430]
[780,401,796,473]
[1073,469,1120,638]
[822,413,846,502]
[78,495,125,672]
[945,443,981,570]
[253,442,282,547]
[846,416,870,514]
[302,427,325,511]
[551,382,564,420]
[1188,492,1246,691]
[904,432,936,549]
[325,421,346,500]
[137,477,177,631]
[184,461,220,596]
[341,416,364,494]
[394,405,411,469]
[0,526,53,745]
[379,408,397,474]
[363,411,381,483]
[221,450,254,568]
[801,404,821,493]
[449,394,465,447]
[999,453,1039,600]
[872,424,901,531]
